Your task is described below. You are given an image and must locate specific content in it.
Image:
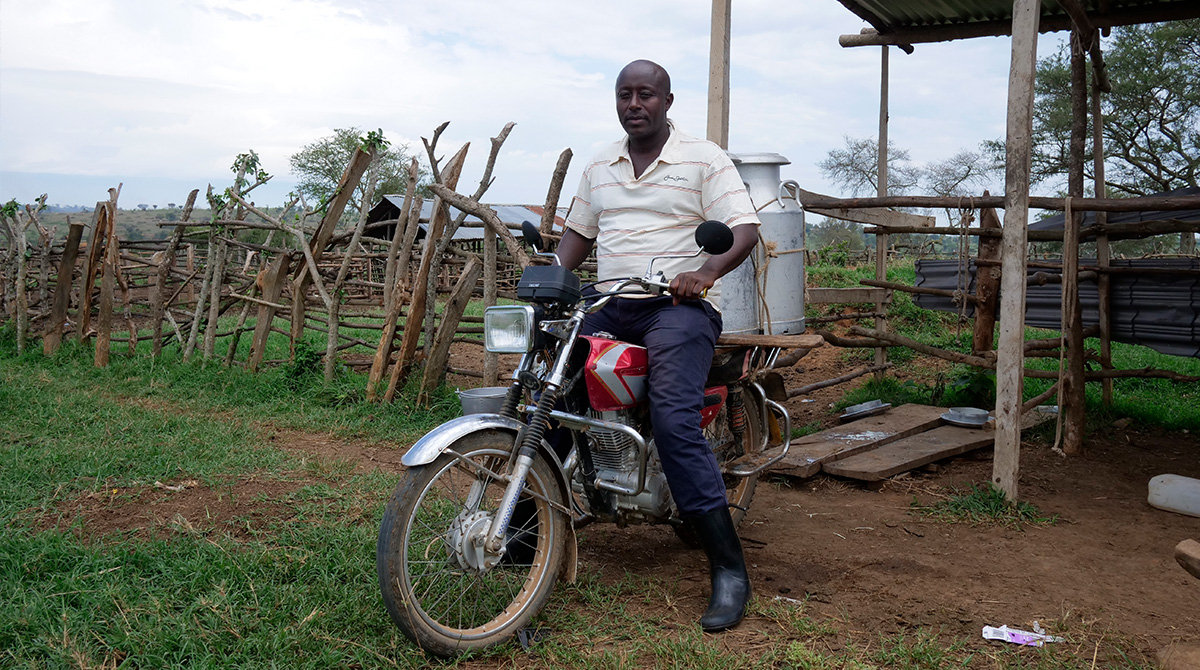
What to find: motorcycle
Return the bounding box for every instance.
[377,220,796,657]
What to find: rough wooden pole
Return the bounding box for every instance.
[418,256,483,404]
[540,149,573,237]
[94,202,118,367]
[383,158,419,315]
[366,195,424,402]
[387,143,470,401]
[971,201,1003,354]
[1091,57,1113,406]
[428,186,532,269]
[202,238,228,360]
[993,0,1041,501]
[326,150,380,382]
[76,203,109,341]
[707,0,731,149]
[247,254,291,371]
[182,233,215,362]
[290,146,374,351]
[483,225,499,386]
[874,45,890,381]
[114,259,137,355]
[151,189,197,356]
[1062,32,1089,455]
[44,221,85,355]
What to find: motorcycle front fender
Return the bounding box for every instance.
[401,413,527,467]
[399,412,579,583]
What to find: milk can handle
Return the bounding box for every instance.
[778,180,806,252]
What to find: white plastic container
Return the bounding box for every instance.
[1148,474,1200,518]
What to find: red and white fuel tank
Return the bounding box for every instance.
[581,336,648,411]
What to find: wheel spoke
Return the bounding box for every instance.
[379,436,563,651]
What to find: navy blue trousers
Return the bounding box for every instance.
[582,296,727,517]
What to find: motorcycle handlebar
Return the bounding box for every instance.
[581,277,664,314]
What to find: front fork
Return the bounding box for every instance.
[484,316,582,554]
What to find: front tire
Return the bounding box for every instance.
[377,430,567,657]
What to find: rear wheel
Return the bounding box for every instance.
[377,430,567,657]
[719,389,764,526]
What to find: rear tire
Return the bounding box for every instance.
[377,430,567,657]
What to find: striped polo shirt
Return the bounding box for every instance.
[564,123,759,310]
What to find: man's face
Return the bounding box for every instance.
[615,64,673,141]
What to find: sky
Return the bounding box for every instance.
[0,0,1069,210]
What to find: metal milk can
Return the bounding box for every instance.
[728,152,807,335]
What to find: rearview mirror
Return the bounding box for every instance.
[695,220,734,256]
[521,220,544,252]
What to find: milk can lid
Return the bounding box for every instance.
[728,152,791,166]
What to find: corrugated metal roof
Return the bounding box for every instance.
[838,0,1196,32]
[914,257,1200,358]
[365,196,566,241]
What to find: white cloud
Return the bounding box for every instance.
[0,0,1067,206]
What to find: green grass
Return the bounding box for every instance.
[0,328,459,669]
[0,287,1177,668]
[912,484,1059,528]
[806,260,1200,431]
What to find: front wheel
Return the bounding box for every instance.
[377,430,567,657]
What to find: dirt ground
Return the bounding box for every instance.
[41,343,1200,664]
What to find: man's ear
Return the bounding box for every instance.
[665,92,674,111]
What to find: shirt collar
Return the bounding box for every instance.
[611,120,681,167]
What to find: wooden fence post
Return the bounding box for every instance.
[44,222,85,355]
[387,143,470,401]
[290,146,375,353]
[366,194,424,402]
[95,202,118,367]
[77,202,109,341]
[418,256,483,405]
[483,226,499,386]
[151,189,198,356]
[971,201,1002,355]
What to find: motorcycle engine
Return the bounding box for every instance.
[579,408,672,521]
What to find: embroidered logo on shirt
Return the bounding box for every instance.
[662,175,689,183]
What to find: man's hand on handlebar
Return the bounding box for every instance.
[669,269,717,306]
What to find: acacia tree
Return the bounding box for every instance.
[817,136,923,197]
[818,136,1001,254]
[991,20,1200,197]
[290,127,428,216]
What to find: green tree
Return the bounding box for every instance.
[818,136,1001,255]
[996,20,1200,197]
[289,127,428,216]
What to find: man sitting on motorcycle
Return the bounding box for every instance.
[553,59,761,632]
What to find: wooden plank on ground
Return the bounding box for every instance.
[769,404,947,479]
[822,410,1054,482]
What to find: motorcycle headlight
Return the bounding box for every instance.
[484,306,536,353]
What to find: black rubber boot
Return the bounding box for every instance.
[688,507,751,632]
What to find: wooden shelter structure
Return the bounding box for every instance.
[705,0,1200,500]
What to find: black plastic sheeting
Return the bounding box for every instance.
[1029,186,1200,230]
[913,258,1200,359]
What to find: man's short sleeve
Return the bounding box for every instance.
[701,151,759,230]
[564,168,600,240]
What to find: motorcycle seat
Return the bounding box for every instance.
[706,348,752,386]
